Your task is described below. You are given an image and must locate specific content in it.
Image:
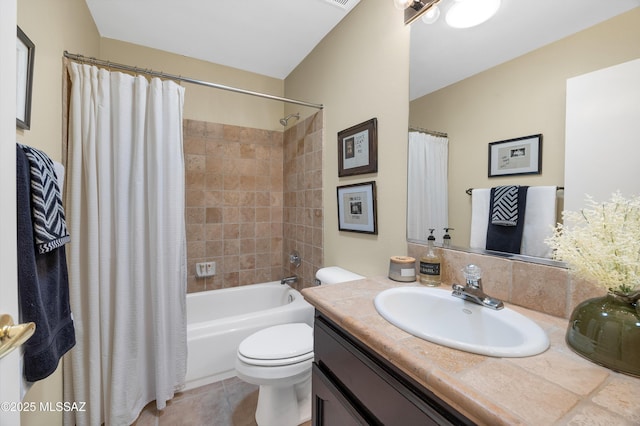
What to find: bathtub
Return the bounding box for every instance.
[184,281,314,390]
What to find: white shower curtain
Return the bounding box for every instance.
[407,131,449,242]
[63,63,187,426]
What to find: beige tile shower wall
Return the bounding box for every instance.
[184,119,285,293]
[283,111,324,290]
[408,243,604,319]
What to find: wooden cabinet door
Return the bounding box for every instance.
[312,364,369,426]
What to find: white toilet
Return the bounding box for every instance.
[235,267,364,426]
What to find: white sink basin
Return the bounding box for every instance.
[374,286,549,357]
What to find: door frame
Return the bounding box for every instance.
[0,0,22,425]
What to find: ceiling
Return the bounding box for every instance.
[84,0,362,80]
[86,0,639,101]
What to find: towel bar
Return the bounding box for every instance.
[466,186,564,195]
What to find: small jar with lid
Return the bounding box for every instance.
[388,256,417,282]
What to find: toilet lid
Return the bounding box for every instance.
[238,323,313,362]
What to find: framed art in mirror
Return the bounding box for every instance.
[488,134,542,177]
[16,26,35,130]
[338,118,377,177]
[337,181,377,234]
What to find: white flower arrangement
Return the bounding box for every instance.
[545,192,640,294]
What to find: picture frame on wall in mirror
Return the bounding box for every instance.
[338,118,377,177]
[337,181,377,235]
[488,134,542,177]
[17,26,35,130]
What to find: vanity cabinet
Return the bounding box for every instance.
[312,312,474,426]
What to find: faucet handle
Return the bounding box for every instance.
[462,264,482,287]
[462,264,482,279]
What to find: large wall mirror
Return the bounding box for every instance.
[407,2,640,265]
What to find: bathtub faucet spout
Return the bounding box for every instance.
[280,275,298,285]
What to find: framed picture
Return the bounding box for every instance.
[488,134,542,177]
[336,181,377,234]
[338,118,377,177]
[17,26,35,130]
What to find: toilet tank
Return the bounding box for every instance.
[315,267,364,285]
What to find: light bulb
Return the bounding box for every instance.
[421,5,440,24]
[394,0,414,10]
[446,0,501,29]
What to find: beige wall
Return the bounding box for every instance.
[18,7,287,160]
[14,2,299,423]
[285,0,411,277]
[17,2,99,424]
[409,8,640,247]
[17,0,100,160]
[99,39,287,132]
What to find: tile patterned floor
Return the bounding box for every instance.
[132,377,311,426]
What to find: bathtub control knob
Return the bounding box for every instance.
[289,251,301,268]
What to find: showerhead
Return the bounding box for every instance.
[280,113,300,126]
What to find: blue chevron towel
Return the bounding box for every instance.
[491,185,520,226]
[18,144,70,253]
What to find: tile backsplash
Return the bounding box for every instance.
[183,113,323,293]
[183,119,285,292]
[408,243,604,319]
[283,112,324,290]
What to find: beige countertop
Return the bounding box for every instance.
[301,277,640,425]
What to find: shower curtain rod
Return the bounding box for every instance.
[63,51,324,110]
[409,126,448,138]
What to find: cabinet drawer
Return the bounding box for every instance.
[314,314,473,426]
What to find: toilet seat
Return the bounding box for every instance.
[238,323,313,367]
[238,351,313,367]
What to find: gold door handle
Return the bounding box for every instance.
[0,314,35,359]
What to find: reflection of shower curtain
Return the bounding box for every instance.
[407,132,448,242]
[63,63,187,426]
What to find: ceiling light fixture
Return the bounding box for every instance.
[445,0,501,29]
[420,5,440,24]
[395,0,441,25]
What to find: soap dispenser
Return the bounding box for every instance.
[419,229,442,287]
[443,228,454,248]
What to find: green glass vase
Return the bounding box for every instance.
[566,291,640,377]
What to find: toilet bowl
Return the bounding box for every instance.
[235,323,313,426]
[235,267,364,426]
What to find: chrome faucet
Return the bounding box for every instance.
[451,265,504,310]
[281,275,298,285]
